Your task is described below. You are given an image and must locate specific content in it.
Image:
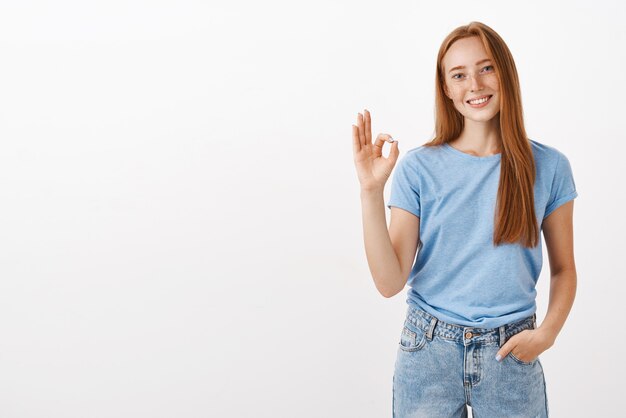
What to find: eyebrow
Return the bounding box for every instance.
[448,58,492,73]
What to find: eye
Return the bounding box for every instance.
[452,65,494,80]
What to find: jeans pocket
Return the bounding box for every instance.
[508,351,538,366]
[506,320,537,365]
[398,322,427,352]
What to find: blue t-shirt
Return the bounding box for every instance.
[386,139,578,328]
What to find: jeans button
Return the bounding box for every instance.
[465,332,473,339]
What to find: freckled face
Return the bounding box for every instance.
[442,36,500,123]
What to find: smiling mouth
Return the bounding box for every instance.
[467,95,493,105]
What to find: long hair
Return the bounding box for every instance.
[423,21,539,248]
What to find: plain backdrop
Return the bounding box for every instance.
[0,1,623,417]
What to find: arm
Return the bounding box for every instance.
[361,189,420,298]
[352,109,420,298]
[537,199,577,345]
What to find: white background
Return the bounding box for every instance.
[0,1,623,417]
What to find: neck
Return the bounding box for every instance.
[452,117,502,156]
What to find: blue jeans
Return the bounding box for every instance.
[393,305,549,417]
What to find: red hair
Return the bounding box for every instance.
[423,21,539,248]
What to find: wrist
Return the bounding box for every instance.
[536,326,557,348]
[360,185,385,196]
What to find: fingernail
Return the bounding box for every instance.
[495,354,502,361]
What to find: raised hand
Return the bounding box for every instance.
[352,109,399,192]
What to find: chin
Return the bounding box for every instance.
[458,108,499,123]
[471,114,499,122]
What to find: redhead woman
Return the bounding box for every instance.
[352,21,577,417]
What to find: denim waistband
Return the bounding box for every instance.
[405,305,537,347]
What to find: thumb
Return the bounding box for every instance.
[388,137,400,166]
[495,339,515,362]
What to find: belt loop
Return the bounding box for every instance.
[499,325,506,347]
[426,317,437,341]
[532,312,537,329]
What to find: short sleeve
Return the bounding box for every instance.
[386,154,421,218]
[544,152,578,219]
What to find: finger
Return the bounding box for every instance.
[496,340,515,361]
[372,134,386,158]
[372,133,394,157]
[364,109,372,145]
[357,113,366,146]
[352,125,361,154]
[388,138,400,165]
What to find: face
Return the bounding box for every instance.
[442,36,500,123]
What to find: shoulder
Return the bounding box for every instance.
[399,143,445,165]
[403,144,430,157]
[529,138,568,165]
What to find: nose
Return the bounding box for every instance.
[470,74,483,92]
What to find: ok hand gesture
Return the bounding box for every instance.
[352,109,399,192]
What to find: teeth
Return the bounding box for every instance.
[469,96,490,105]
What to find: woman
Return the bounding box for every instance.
[352,21,577,417]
